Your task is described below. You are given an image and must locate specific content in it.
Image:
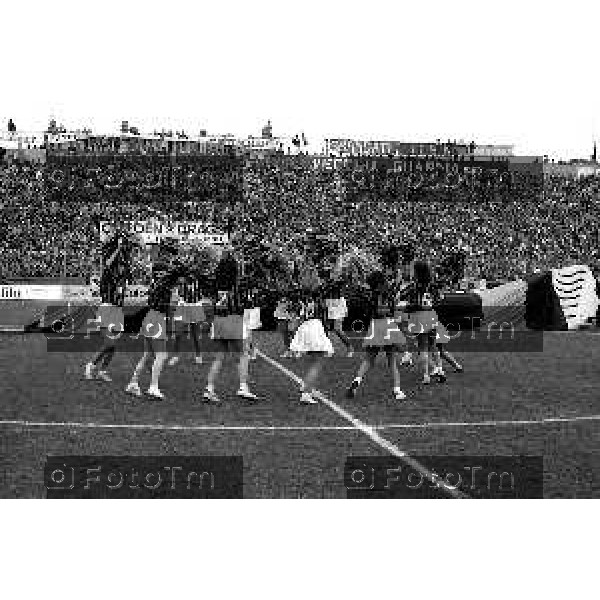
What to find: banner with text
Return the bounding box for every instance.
[99,220,228,245]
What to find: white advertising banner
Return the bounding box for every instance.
[99,220,228,246]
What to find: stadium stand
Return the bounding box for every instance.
[1,157,599,299]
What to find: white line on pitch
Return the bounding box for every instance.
[0,420,356,431]
[256,349,468,499]
[1,413,599,432]
[378,414,600,428]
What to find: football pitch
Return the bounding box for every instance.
[0,330,599,498]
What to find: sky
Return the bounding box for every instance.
[1,0,599,160]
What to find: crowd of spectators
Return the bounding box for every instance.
[1,156,599,283]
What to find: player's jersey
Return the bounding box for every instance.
[99,234,133,306]
[243,307,262,330]
[326,297,348,320]
[398,261,439,312]
[214,290,244,317]
[303,300,316,319]
[274,300,292,320]
[147,264,188,315]
[301,298,326,321]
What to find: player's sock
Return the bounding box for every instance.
[237,386,258,400]
[393,387,407,401]
[300,391,318,404]
[84,362,95,380]
[125,381,142,396]
[401,352,413,366]
[432,366,447,382]
[96,370,112,382]
[346,377,361,398]
[203,389,221,403]
[146,386,165,400]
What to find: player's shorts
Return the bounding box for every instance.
[362,318,406,349]
[405,309,439,336]
[174,304,206,325]
[123,306,151,334]
[140,309,169,341]
[211,315,246,340]
[206,315,247,354]
[326,318,345,332]
[435,322,451,345]
[290,319,334,355]
[95,304,124,332]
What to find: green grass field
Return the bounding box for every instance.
[0,330,599,497]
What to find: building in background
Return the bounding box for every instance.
[473,144,514,157]
[0,119,558,179]
[322,138,513,158]
[544,160,600,179]
[0,129,47,163]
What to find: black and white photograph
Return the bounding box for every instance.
[0,0,597,597]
